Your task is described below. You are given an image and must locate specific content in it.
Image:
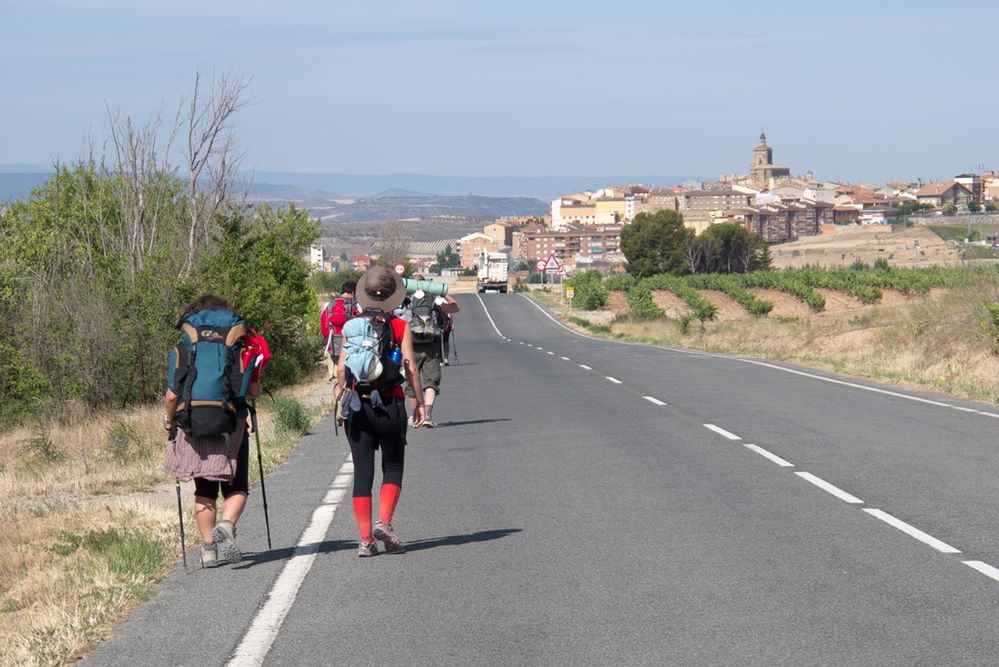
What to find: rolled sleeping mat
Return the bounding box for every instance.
[403,278,448,296]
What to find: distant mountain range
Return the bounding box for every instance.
[0,165,700,220]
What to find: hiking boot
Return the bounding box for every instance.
[443,358,449,366]
[201,542,218,568]
[373,520,405,553]
[358,540,379,557]
[212,519,242,564]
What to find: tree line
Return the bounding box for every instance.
[620,209,771,277]
[0,74,318,425]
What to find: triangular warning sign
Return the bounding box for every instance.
[542,254,562,271]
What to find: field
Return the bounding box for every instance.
[542,264,999,406]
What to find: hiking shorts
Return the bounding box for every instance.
[406,342,442,396]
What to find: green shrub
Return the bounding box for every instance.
[604,275,635,292]
[106,420,140,463]
[626,283,665,319]
[570,281,609,310]
[273,396,310,435]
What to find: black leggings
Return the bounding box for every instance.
[194,429,250,500]
[346,397,407,497]
[442,330,451,358]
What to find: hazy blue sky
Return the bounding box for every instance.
[2,0,997,183]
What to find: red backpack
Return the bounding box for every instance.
[327,297,357,336]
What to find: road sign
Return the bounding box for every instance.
[556,267,567,277]
[393,263,406,275]
[535,259,546,271]
[542,254,562,272]
[566,287,574,298]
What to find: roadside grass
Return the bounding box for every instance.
[0,370,332,666]
[533,284,999,406]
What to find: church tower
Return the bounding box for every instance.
[752,130,773,168]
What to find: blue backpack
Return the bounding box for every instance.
[170,309,254,438]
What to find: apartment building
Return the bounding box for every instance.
[459,232,502,269]
[515,224,623,264]
[717,202,832,243]
[679,189,754,211]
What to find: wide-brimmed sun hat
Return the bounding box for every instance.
[355,265,406,312]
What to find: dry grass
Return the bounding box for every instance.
[540,283,999,406]
[0,371,332,666]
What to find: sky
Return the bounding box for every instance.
[2,0,998,184]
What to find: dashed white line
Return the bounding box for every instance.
[862,508,960,554]
[606,376,622,384]
[536,346,544,350]
[964,560,999,582]
[547,351,555,355]
[561,356,570,361]
[795,472,864,504]
[519,341,525,345]
[227,456,354,666]
[643,396,667,406]
[579,364,592,370]
[744,444,794,467]
[703,424,742,440]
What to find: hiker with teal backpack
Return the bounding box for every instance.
[163,294,266,568]
[405,274,460,427]
[336,265,425,557]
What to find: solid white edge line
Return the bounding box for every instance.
[862,508,961,554]
[737,358,952,408]
[606,376,622,384]
[703,423,742,440]
[227,455,354,666]
[643,396,667,406]
[579,364,592,370]
[744,444,794,467]
[474,294,504,337]
[795,471,864,504]
[963,560,999,582]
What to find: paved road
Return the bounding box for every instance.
[85,293,999,666]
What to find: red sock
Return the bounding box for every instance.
[352,496,373,542]
[378,483,402,524]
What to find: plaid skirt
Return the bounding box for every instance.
[163,420,248,483]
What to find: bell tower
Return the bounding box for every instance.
[753,130,773,168]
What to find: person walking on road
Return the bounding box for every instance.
[163,294,264,568]
[321,281,360,384]
[337,265,425,557]
[405,274,459,427]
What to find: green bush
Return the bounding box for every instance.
[626,283,665,319]
[570,281,608,310]
[273,396,310,435]
[604,275,635,292]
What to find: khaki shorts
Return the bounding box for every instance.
[406,342,442,396]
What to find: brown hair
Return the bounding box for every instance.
[177,293,234,327]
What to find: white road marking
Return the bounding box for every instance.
[737,358,954,408]
[862,508,961,554]
[227,456,354,666]
[744,444,794,467]
[703,424,742,440]
[536,346,543,350]
[606,376,622,384]
[519,341,525,345]
[475,294,504,337]
[964,560,999,582]
[561,356,570,360]
[643,396,667,406]
[795,472,864,504]
[579,364,592,370]
[547,351,555,355]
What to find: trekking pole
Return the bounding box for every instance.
[451,330,459,366]
[175,478,188,571]
[251,399,273,549]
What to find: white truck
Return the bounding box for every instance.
[476,250,509,293]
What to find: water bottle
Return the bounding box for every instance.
[389,346,403,365]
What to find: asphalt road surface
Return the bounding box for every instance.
[84,293,999,666]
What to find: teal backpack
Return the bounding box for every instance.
[170,309,253,438]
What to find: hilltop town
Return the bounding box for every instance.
[313,132,998,276]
